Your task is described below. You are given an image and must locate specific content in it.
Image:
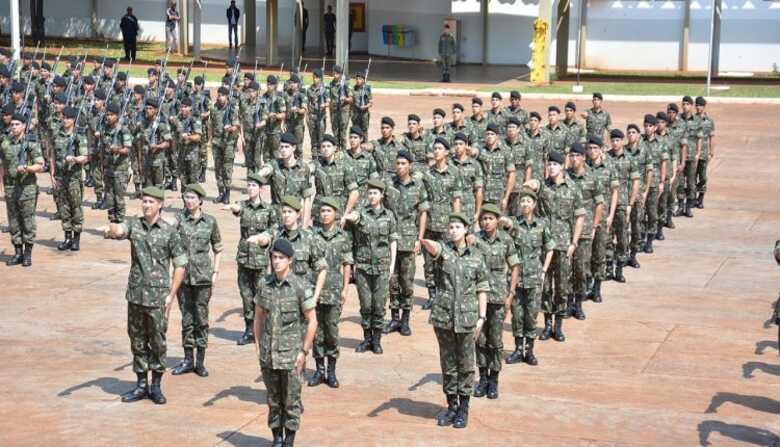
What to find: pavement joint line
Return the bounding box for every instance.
[640,324,677,375]
[704,257,731,289]
[213,414,263,446]
[747,212,763,232]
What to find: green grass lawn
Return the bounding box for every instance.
[480,82,780,98]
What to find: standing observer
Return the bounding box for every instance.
[120,7,139,61]
[227,0,241,49]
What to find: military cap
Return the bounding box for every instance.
[643,114,657,125]
[349,125,364,138]
[281,195,302,211]
[22,52,32,60]
[319,196,341,212]
[548,151,565,164]
[289,74,301,83]
[180,97,193,107]
[381,116,395,127]
[695,96,706,106]
[280,132,298,146]
[626,123,640,133]
[147,67,158,76]
[94,90,107,101]
[107,102,121,114]
[145,98,159,108]
[667,103,679,113]
[529,111,541,121]
[354,71,365,79]
[366,178,386,192]
[221,75,232,84]
[142,186,165,200]
[565,101,576,111]
[433,108,446,118]
[63,107,79,119]
[69,61,80,69]
[54,92,68,104]
[333,64,343,74]
[321,134,338,146]
[610,129,625,139]
[313,68,323,79]
[480,203,501,217]
[491,92,502,100]
[510,90,521,99]
[247,172,264,185]
[117,72,128,81]
[104,59,115,68]
[2,104,14,115]
[133,85,146,94]
[244,72,255,80]
[588,135,604,147]
[67,55,78,63]
[471,96,483,106]
[83,76,95,85]
[655,111,668,122]
[217,86,230,95]
[570,142,586,155]
[548,105,560,114]
[485,123,499,134]
[396,149,414,163]
[31,62,40,70]
[266,74,278,85]
[194,75,205,85]
[507,117,522,127]
[164,79,176,89]
[449,212,469,226]
[11,112,27,123]
[271,238,295,258]
[433,136,450,150]
[10,81,25,93]
[452,103,465,112]
[0,66,10,78]
[41,62,52,71]
[682,95,693,104]
[407,113,421,123]
[0,48,9,57]
[593,92,603,100]
[247,81,259,90]
[54,76,67,86]
[453,132,468,143]
[183,183,207,198]
[518,186,537,202]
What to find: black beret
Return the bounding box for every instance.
[217,86,229,95]
[397,149,414,163]
[107,102,121,114]
[280,132,298,145]
[588,135,603,147]
[313,68,323,78]
[354,71,364,79]
[433,108,446,118]
[471,97,483,106]
[69,61,80,69]
[147,68,158,76]
[145,98,159,108]
[266,74,278,85]
[22,52,32,59]
[643,114,657,125]
[54,93,68,104]
[104,59,115,68]
[433,137,450,150]
[41,62,52,71]
[54,76,67,86]
[407,114,421,123]
[11,112,27,123]
[83,76,95,85]
[11,82,25,93]
[565,101,576,111]
[321,134,338,146]
[485,123,500,134]
[529,111,541,121]
[491,92,502,100]
[655,111,668,122]
[695,96,706,106]
[452,103,464,112]
[117,72,128,81]
[381,116,395,127]
[155,59,164,65]
[627,123,640,133]
[249,81,260,90]
[94,90,107,100]
[510,90,521,99]
[31,62,40,70]
[453,132,468,143]
[63,107,79,119]
[244,72,255,80]
[570,142,586,155]
[0,66,10,78]
[289,74,301,83]
[548,105,560,114]
[164,80,176,89]
[194,76,205,85]
[2,103,14,114]
[548,151,565,164]
[349,125,364,138]
[180,97,193,106]
[667,103,679,113]
[682,95,693,104]
[0,48,9,57]
[271,238,295,258]
[333,64,343,74]
[610,129,625,139]
[133,85,146,94]
[593,92,603,100]
[507,117,522,127]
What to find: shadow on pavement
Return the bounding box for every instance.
[704,392,780,415]
[216,431,273,447]
[216,307,243,323]
[204,385,267,407]
[742,361,780,379]
[211,326,243,343]
[697,420,779,446]
[338,336,363,350]
[754,340,778,355]
[57,377,135,397]
[408,373,442,391]
[367,397,443,420]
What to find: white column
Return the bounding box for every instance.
[267,0,279,65]
[335,0,349,74]
[193,0,202,60]
[11,0,21,61]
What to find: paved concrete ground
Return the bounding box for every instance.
[1,97,779,446]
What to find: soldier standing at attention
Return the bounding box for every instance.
[137,98,173,190]
[51,106,89,252]
[505,117,530,216]
[525,111,550,183]
[284,74,307,160]
[262,75,287,162]
[625,124,653,269]
[693,96,715,209]
[472,204,519,400]
[446,103,473,147]
[486,92,508,135]
[312,134,359,226]
[450,132,484,226]
[677,96,699,218]
[368,116,402,182]
[384,150,429,336]
[665,104,687,229]
[438,24,456,83]
[503,187,554,365]
[172,98,203,186]
[421,213,488,429]
[223,173,277,346]
[505,90,528,128]
[344,179,398,354]
[345,126,378,202]
[2,113,44,267]
[468,97,488,146]
[210,86,240,204]
[103,186,187,405]
[586,136,618,302]
[238,81,263,178]
[257,133,315,222]
[424,108,449,148]
[606,129,639,283]
[401,114,429,174]
[329,65,352,149]
[308,198,353,388]
[306,69,329,158]
[583,92,612,144]
[477,123,515,214]
[351,71,372,137]
[546,106,572,157]
[97,102,133,223]
[563,101,586,144]
[170,184,223,377]
[192,76,211,183]
[253,238,317,447]
[639,114,667,255]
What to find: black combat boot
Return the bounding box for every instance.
[562,294,574,319]
[237,319,254,345]
[614,262,626,283]
[22,243,32,267]
[437,394,459,426]
[505,337,524,364]
[91,194,103,209]
[169,177,179,192]
[213,187,224,204]
[574,295,586,320]
[172,348,194,375]
[355,328,372,353]
[195,347,209,377]
[383,309,401,334]
[372,329,383,354]
[605,260,615,281]
[696,192,704,209]
[6,244,24,266]
[85,175,94,187]
[643,233,654,254]
[553,315,566,342]
[283,429,296,446]
[422,287,436,310]
[399,309,412,336]
[591,279,603,303]
[674,200,685,217]
[666,208,676,229]
[121,372,149,403]
[222,189,230,205]
[308,357,326,386]
[539,314,553,340]
[685,199,694,218]
[473,368,488,397]
[453,395,470,428]
[486,371,499,399]
[627,249,641,268]
[524,338,538,365]
[149,371,166,404]
[57,231,73,251]
[198,166,206,183]
[271,428,284,447]
[326,357,339,388]
[655,227,665,241]
[71,232,81,251]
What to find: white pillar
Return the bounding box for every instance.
[193,0,202,60]
[179,0,190,55]
[335,0,349,74]
[267,0,279,65]
[245,0,257,49]
[11,0,21,61]
[481,0,488,65]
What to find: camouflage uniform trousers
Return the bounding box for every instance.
[178,155,201,186]
[89,149,104,197]
[212,141,236,191]
[644,187,659,236]
[289,124,305,160]
[57,177,84,233]
[176,284,212,349]
[306,114,326,159]
[238,266,263,320]
[512,286,541,338]
[476,303,505,372]
[313,302,342,359]
[696,159,709,195]
[389,250,416,311]
[677,160,697,201]
[243,130,263,177]
[667,173,680,215]
[591,224,608,281]
[630,201,645,252]
[607,207,630,264]
[542,250,572,315]
[128,302,168,373]
[5,189,38,245]
[572,237,593,297]
[658,178,671,227]
[351,111,370,137]
[165,140,179,181]
[105,172,129,222]
[355,267,390,330]
[434,327,475,397]
[131,142,144,192]
[199,138,209,176]
[264,132,281,162]
[330,109,350,149]
[143,156,166,189]
[423,230,447,289]
[261,367,304,431]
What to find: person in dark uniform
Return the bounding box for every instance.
[324,6,336,56]
[120,7,140,61]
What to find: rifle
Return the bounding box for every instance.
[174,60,194,103]
[110,89,134,154]
[360,57,372,108]
[43,46,65,100]
[16,97,37,169]
[157,46,173,100]
[222,57,241,127]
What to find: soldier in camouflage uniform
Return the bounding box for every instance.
[136,98,173,189]
[665,103,687,229]
[424,108,449,149]
[86,90,107,208]
[170,184,223,378]
[210,86,240,204]
[503,187,554,365]
[676,96,699,218]
[654,112,673,240]
[450,132,484,226]
[263,75,287,162]
[50,106,89,252]
[384,150,429,336]
[446,103,474,148]
[694,96,715,209]
[344,179,398,354]
[308,198,353,389]
[477,123,515,214]
[400,114,430,173]
[468,97,488,146]
[566,143,604,319]
[583,92,612,144]
[284,74,307,160]
[525,111,551,183]
[104,186,187,405]
[306,69,329,159]
[537,151,585,342]
[172,97,203,185]
[606,129,639,283]
[45,93,67,219]
[312,134,358,226]
[546,106,573,158]
[586,136,618,302]
[257,133,314,221]
[486,92,508,135]
[238,80,264,178]
[421,213,489,429]
[192,76,211,183]
[639,114,667,254]
[422,137,463,309]
[472,204,519,400]
[345,126,378,202]
[128,85,147,196]
[1,113,44,267]
[351,71,372,137]
[505,91,528,129]
[504,117,530,215]
[98,102,133,223]
[369,116,403,182]
[563,101,586,144]
[329,65,352,149]
[625,124,653,269]
[224,173,277,346]
[160,80,180,191]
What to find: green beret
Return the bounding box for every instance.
[480,203,501,218]
[366,178,385,192]
[183,183,206,198]
[449,212,469,226]
[319,196,341,212]
[518,187,538,202]
[142,186,165,201]
[281,195,302,211]
[247,172,264,185]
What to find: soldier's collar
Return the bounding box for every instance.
[519,215,537,226]
[282,227,301,239]
[367,205,385,215]
[317,225,340,237]
[246,198,267,208]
